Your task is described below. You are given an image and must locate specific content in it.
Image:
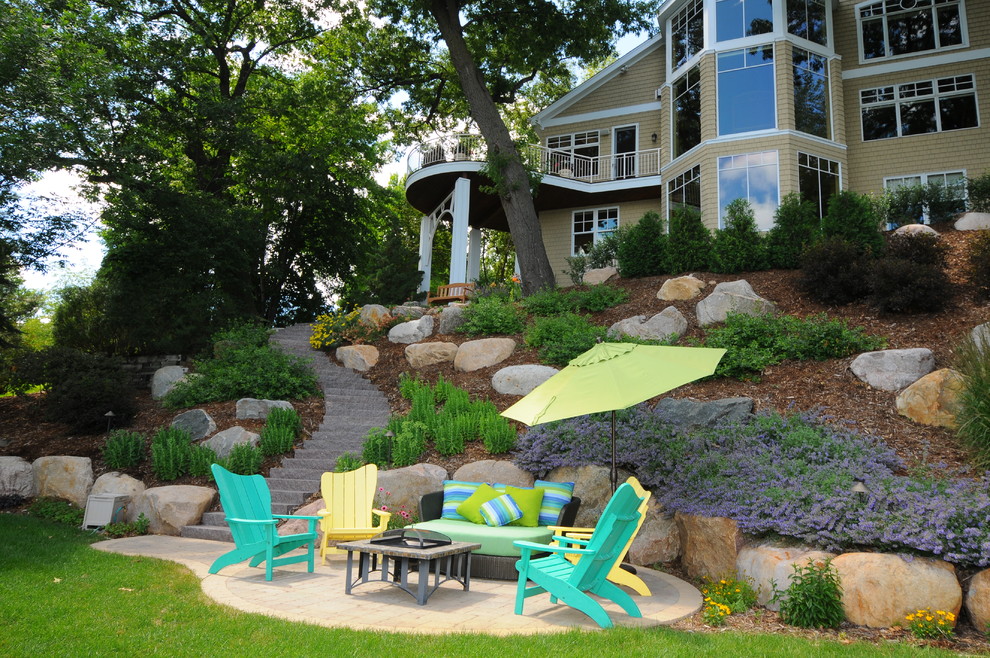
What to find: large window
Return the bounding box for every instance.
[793,48,830,139]
[716,0,773,42]
[885,171,966,223]
[788,0,828,45]
[858,0,964,61]
[672,0,704,70]
[672,66,702,158]
[547,131,600,177]
[861,74,978,141]
[798,152,839,218]
[573,208,618,255]
[718,151,779,230]
[718,45,776,136]
[668,165,702,214]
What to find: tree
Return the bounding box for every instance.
[368,0,655,294]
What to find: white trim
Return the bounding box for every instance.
[542,175,663,194]
[405,160,484,189]
[842,47,990,80]
[538,102,663,129]
[853,0,969,66]
[612,124,640,179]
[661,129,847,176]
[571,206,620,257]
[716,43,778,137]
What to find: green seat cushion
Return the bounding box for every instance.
[412,519,553,557]
[456,483,502,524]
[505,486,545,527]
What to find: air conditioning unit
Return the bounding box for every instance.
[82,494,130,529]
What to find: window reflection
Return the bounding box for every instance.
[716,0,773,42]
[673,66,702,158]
[718,151,779,230]
[787,0,827,45]
[718,46,776,136]
[793,48,830,139]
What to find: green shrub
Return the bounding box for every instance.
[398,372,426,400]
[574,285,629,312]
[968,230,990,300]
[260,425,296,456]
[28,497,84,526]
[868,233,951,313]
[187,445,217,478]
[954,335,990,468]
[456,296,525,336]
[334,453,364,472]
[391,422,427,467]
[798,238,872,305]
[520,288,579,316]
[224,444,263,475]
[101,430,146,469]
[151,427,192,481]
[616,211,667,278]
[408,385,437,430]
[664,206,711,273]
[586,231,621,269]
[710,199,767,274]
[524,313,607,366]
[480,414,517,454]
[821,190,884,254]
[102,513,151,538]
[766,193,820,269]
[773,559,845,629]
[361,427,393,468]
[701,575,758,614]
[433,415,466,456]
[968,171,990,213]
[265,407,301,435]
[562,253,588,286]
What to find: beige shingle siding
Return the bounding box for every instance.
[557,55,664,118]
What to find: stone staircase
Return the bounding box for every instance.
[180,323,391,542]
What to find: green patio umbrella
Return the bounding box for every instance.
[501,342,726,491]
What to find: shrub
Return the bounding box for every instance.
[362,427,393,468]
[766,193,820,269]
[616,211,667,278]
[102,430,146,469]
[524,313,607,366]
[821,190,884,254]
[265,407,301,435]
[575,285,629,312]
[456,295,526,336]
[586,231,621,269]
[953,335,990,468]
[701,575,758,624]
[968,171,990,213]
[521,288,579,316]
[224,443,263,475]
[710,199,766,274]
[798,238,872,305]
[309,308,361,350]
[774,559,845,629]
[187,444,217,478]
[664,206,711,273]
[29,497,84,526]
[334,453,364,472]
[869,233,951,313]
[481,414,517,454]
[151,427,192,481]
[967,230,990,300]
[391,421,427,467]
[260,425,296,457]
[562,253,588,286]
[102,513,151,538]
[903,608,957,640]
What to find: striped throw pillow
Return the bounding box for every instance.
[441,480,483,521]
[535,480,575,526]
[479,494,523,527]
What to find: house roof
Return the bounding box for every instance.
[530,34,664,130]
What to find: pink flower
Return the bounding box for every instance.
[381,505,389,511]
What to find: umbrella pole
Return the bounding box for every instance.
[611,410,617,493]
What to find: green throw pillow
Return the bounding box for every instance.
[456,483,502,524]
[506,486,545,527]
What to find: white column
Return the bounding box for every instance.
[467,227,482,282]
[418,215,437,293]
[449,177,471,283]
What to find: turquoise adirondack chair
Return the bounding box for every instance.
[513,482,645,629]
[209,464,320,581]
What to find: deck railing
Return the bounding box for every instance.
[407,133,661,184]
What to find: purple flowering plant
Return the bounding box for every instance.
[514,405,990,567]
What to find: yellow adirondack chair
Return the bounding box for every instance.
[548,476,653,596]
[318,464,391,565]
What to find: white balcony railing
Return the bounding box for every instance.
[407,133,661,184]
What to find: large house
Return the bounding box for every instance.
[404,0,990,290]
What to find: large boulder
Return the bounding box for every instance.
[202,426,260,459]
[280,499,324,537]
[893,223,939,237]
[965,568,990,632]
[454,338,516,373]
[391,305,426,319]
[850,348,935,391]
[129,485,215,534]
[171,409,216,440]
[736,543,837,609]
[235,398,293,420]
[491,365,559,395]
[583,266,618,285]
[453,460,534,488]
[90,472,146,501]
[336,345,380,372]
[608,307,688,341]
[545,464,632,527]
[405,342,459,368]
[696,280,776,326]
[895,368,963,428]
[676,513,746,580]
[376,463,449,520]
[654,397,754,430]
[658,275,706,301]
[359,304,391,326]
[0,456,36,498]
[437,305,467,334]
[33,456,94,507]
[151,366,187,400]
[388,315,435,344]
[832,553,961,628]
[626,497,680,566]
[955,212,990,231]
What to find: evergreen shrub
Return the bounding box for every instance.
[821,190,883,254]
[151,427,192,481]
[664,206,711,273]
[266,407,301,435]
[710,199,766,274]
[187,444,217,478]
[524,313,606,366]
[869,233,951,313]
[260,425,296,456]
[224,444,262,475]
[456,295,525,336]
[102,430,146,469]
[968,171,990,212]
[766,193,820,269]
[616,211,667,277]
[798,238,872,305]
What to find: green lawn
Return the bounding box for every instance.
[0,515,957,657]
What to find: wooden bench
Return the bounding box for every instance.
[427,282,474,305]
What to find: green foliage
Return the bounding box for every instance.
[616,211,667,278]
[524,313,607,366]
[821,190,884,254]
[968,171,990,213]
[520,285,628,316]
[585,231,623,269]
[187,445,217,479]
[480,414,517,454]
[703,313,886,381]
[338,218,424,307]
[710,199,767,274]
[361,427,393,468]
[334,453,365,472]
[766,193,820,269]
[28,497,84,526]
[799,238,872,305]
[457,295,526,336]
[259,425,296,457]
[577,285,629,312]
[967,230,990,300]
[102,513,151,538]
[869,233,952,313]
[309,308,361,350]
[265,407,302,435]
[163,322,319,408]
[701,575,758,614]
[399,372,426,400]
[953,335,990,468]
[223,444,263,476]
[101,430,146,470]
[391,421,427,467]
[773,559,845,629]
[904,608,957,640]
[563,253,588,286]
[151,427,192,481]
[882,181,966,228]
[664,206,711,273]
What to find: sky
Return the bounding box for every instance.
[17,31,650,293]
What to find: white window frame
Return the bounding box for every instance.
[572,207,619,256]
[669,0,705,76]
[860,73,979,141]
[717,45,778,137]
[717,150,780,231]
[855,0,968,64]
[667,164,702,221]
[884,170,967,224]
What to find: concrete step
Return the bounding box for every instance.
[180,524,232,542]
[201,511,227,525]
[269,466,328,480]
[270,489,308,505]
[266,477,319,492]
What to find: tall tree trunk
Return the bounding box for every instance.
[429,0,556,295]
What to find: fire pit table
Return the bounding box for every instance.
[337,529,482,606]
